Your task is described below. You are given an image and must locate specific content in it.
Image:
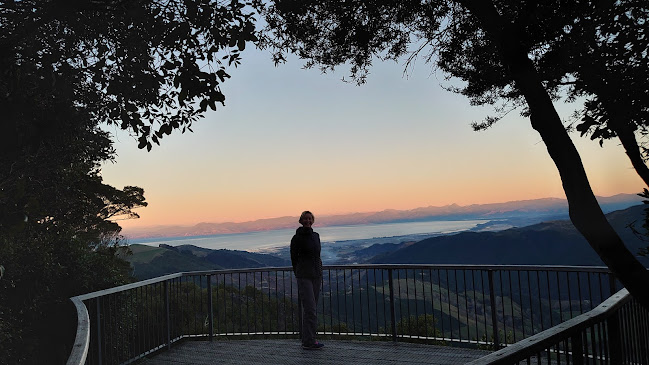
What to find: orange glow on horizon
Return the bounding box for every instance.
[101,48,644,231]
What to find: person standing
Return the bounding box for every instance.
[290,211,324,350]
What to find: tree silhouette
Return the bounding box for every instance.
[259,0,649,307]
[0,0,259,362]
[560,1,649,186]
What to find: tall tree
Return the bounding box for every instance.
[537,1,649,187]
[1,0,258,154]
[258,0,649,307]
[1,0,259,363]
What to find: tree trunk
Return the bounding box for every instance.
[613,122,649,188]
[461,0,649,308]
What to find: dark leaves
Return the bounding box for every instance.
[3,0,260,151]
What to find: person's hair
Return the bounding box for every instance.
[299,211,315,224]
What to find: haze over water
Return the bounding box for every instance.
[131,219,488,252]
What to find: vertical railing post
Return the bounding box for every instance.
[207,274,214,341]
[638,302,649,363]
[297,290,302,341]
[388,268,397,342]
[488,270,500,350]
[570,332,584,365]
[607,311,623,364]
[96,298,103,365]
[164,280,171,349]
[608,273,617,297]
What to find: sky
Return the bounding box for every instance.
[100,47,644,230]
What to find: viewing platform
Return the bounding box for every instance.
[141,339,490,365]
[67,264,649,364]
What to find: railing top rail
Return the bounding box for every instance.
[176,264,611,278]
[74,272,183,301]
[66,297,90,365]
[466,288,631,364]
[324,264,611,272]
[73,264,611,301]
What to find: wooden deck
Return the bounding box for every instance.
[141,339,492,365]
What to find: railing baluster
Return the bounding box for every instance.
[336,268,341,335]
[430,269,438,341]
[589,325,598,362]
[252,272,255,335]
[365,268,370,335]
[567,271,574,321]
[463,269,469,343]
[526,272,534,346]
[96,298,102,365]
[586,272,594,311]
[536,270,544,332]
[577,272,584,314]
[207,275,213,341]
[445,269,452,341]
[382,269,388,337]
[373,269,379,336]
[455,269,461,341]
[343,269,351,333]
[352,268,356,335]
[481,270,488,343]
[422,269,428,340]
[570,332,584,365]
[472,269,479,344]
[275,271,279,334]
[488,269,500,350]
[519,270,526,338]
[388,268,397,341]
[508,270,515,343]
[609,273,617,297]
[406,269,411,336]
[328,269,333,334]
[499,271,506,344]
[356,269,361,335]
[165,280,170,349]
[545,271,553,329]
[281,271,285,335]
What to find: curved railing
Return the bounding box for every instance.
[468,288,649,364]
[67,264,621,365]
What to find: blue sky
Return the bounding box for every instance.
[101,47,642,230]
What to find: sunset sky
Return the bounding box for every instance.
[101,48,643,230]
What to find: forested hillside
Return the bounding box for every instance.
[128,244,290,280]
[371,205,649,266]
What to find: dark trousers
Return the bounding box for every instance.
[297,277,321,345]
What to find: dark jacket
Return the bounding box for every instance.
[290,227,323,279]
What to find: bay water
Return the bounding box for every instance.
[130,219,488,252]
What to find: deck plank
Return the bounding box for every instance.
[141,340,491,365]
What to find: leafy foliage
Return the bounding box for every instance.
[0,58,146,363]
[563,2,649,144]
[1,0,261,363]
[396,313,444,340]
[1,0,259,152]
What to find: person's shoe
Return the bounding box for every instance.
[302,342,324,350]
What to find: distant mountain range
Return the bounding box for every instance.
[125,204,649,280]
[123,193,642,239]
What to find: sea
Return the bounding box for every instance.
[130,219,489,252]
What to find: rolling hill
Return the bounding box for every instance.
[127,244,290,280]
[370,204,649,266]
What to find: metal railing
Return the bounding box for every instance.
[67,264,620,365]
[468,288,649,364]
